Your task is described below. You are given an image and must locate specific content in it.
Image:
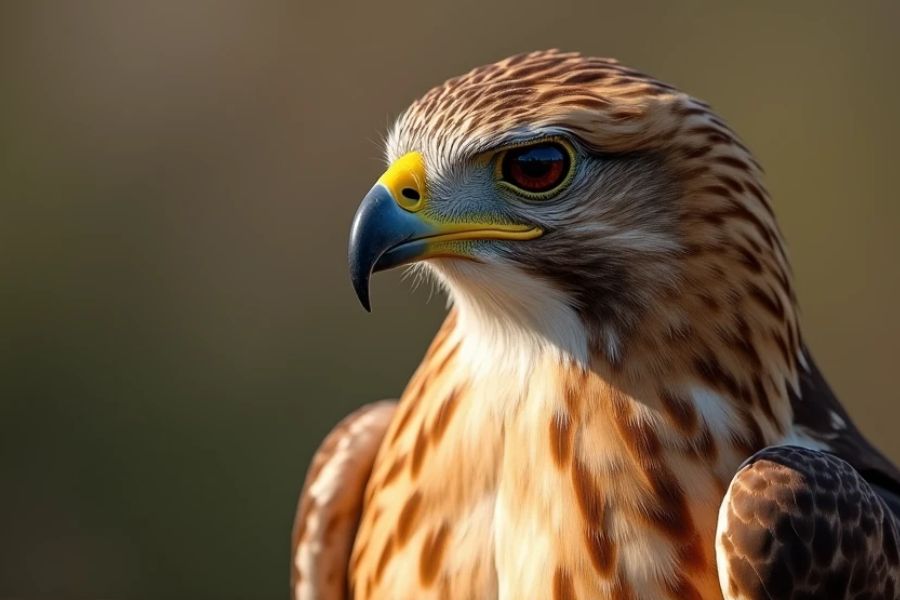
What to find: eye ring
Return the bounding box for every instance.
[495,138,576,200]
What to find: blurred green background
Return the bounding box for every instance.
[2,1,899,598]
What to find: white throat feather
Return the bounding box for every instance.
[421,258,590,382]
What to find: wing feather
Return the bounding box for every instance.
[792,349,900,512]
[717,445,900,599]
[291,401,396,600]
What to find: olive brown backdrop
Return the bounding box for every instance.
[2,1,899,598]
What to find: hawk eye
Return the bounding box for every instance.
[500,141,572,197]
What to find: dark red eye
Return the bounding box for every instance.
[501,142,570,194]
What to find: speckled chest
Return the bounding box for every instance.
[349,338,736,599]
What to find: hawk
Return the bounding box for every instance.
[292,50,900,599]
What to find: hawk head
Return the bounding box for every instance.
[349,50,798,387]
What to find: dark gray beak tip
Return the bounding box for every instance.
[348,238,374,312]
[352,274,372,312]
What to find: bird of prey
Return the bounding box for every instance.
[292,50,900,599]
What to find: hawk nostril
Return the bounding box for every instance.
[401,188,420,201]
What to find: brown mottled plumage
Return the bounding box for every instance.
[293,50,900,599]
[292,401,396,599]
[719,446,900,599]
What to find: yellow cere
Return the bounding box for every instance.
[378,151,427,212]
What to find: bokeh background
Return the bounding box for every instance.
[2,1,899,598]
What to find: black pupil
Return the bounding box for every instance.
[515,145,562,177]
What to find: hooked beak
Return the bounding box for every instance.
[347,151,542,311]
